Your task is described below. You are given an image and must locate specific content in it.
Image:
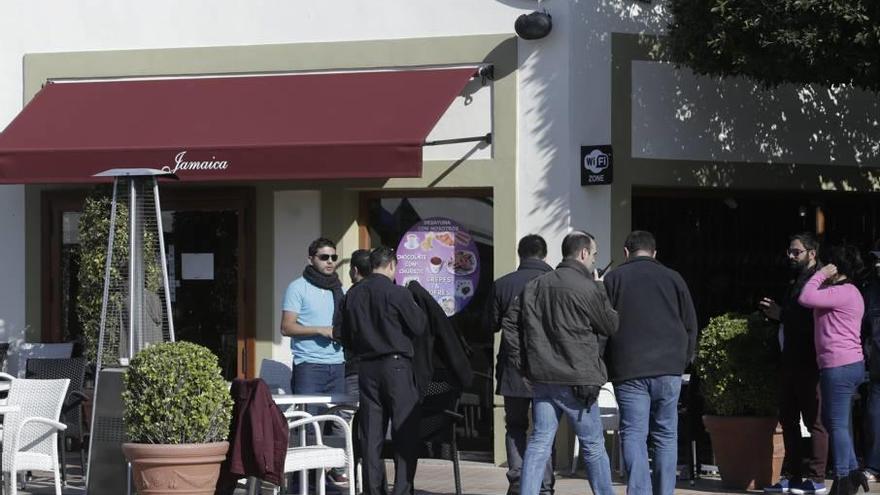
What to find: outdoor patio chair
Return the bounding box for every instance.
[25,357,87,485]
[258,358,293,395]
[282,410,355,495]
[570,382,623,477]
[4,343,73,379]
[351,376,465,495]
[0,377,70,495]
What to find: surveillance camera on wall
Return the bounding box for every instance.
[515,10,552,40]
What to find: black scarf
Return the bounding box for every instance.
[302,265,344,329]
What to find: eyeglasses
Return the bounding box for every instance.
[314,254,339,262]
[786,248,807,257]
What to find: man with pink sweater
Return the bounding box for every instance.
[798,244,868,495]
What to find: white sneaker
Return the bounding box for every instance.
[864,469,879,483]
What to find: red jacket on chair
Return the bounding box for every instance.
[216,378,287,493]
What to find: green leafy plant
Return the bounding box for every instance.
[696,312,779,416]
[122,341,232,444]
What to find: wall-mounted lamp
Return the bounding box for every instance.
[515,10,553,40]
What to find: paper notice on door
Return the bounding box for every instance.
[181,253,214,280]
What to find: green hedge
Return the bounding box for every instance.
[696,312,779,417]
[123,341,232,444]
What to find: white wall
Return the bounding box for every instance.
[272,190,321,364]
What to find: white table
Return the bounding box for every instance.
[272,394,358,407]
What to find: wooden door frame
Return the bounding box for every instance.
[41,186,257,378]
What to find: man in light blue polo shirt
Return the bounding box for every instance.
[280,237,346,409]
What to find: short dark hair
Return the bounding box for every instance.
[369,246,397,269]
[624,230,656,253]
[827,244,864,281]
[790,232,819,253]
[517,234,547,260]
[561,230,595,259]
[308,237,336,257]
[350,249,372,277]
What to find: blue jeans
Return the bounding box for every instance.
[614,376,681,495]
[864,378,880,472]
[522,383,614,495]
[819,361,865,478]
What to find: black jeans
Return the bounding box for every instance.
[779,366,828,481]
[504,396,555,495]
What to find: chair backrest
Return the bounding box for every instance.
[258,358,292,395]
[2,377,70,472]
[598,382,617,410]
[6,342,74,378]
[25,357,87,437]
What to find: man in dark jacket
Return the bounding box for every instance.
[486,234,554,495]
[759,233,828,495]
[508,230,618,495]
[603,230,697,495]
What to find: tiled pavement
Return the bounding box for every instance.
[15,460,880,494]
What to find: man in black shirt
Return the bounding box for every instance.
[341,246,428,495]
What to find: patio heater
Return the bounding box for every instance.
[85,168,176,494]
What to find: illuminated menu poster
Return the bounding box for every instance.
[395,217,481,316]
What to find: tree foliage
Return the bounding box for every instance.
[667,0,880,91]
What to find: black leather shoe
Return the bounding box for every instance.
[830,476,854,495]
[849,470,870,494]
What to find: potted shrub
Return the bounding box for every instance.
[697,312,780,490]
[122,341,233,494]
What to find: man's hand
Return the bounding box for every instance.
[572,385,600,409]
[759,297,781,321]
[821,264,838,279]
[317,326,335,339]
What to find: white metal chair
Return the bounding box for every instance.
[1,377,70,495]
[283,410,355,495]
[4,343,74,379]
[571,383,622,476]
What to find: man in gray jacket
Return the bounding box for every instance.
[506,230,619,495]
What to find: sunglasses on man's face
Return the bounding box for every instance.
[315,254,339,262]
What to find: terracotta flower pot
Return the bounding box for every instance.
[703,415,778,490]
[122,441,229,495]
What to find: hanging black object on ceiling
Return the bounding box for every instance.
[515,10,552,40]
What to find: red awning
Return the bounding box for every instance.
[0,68,477,183]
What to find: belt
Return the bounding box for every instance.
[362,353,410,362]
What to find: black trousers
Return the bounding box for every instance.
[504,396,555,495]
[779,365,828,481]
[359,355,421,495]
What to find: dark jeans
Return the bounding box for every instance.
[291,362,346,426]
[864,378,880,472]
[614,376,680,495]
[778,366,828,482]
[504,397,555,495]
[819,361,865,478]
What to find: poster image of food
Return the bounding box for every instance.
[395,217,480,316]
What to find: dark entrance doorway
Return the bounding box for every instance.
[632,189,880,328]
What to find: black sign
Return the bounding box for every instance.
[580,145,613,186]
